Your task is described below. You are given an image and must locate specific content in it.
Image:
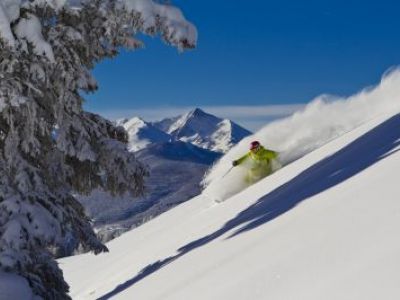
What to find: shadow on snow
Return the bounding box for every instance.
[97,114,400,300]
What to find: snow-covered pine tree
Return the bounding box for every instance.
[0,0,196,298]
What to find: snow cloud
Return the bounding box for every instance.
[203,67,400,201]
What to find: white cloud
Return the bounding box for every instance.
[89,104,305,131]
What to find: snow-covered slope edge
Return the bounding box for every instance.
[60,111,400,300]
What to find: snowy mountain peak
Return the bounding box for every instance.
[153,108,252,153]
[120,117,170,152]
[120,108,251,153]
[188,107,214,119]
[123,116,147,129]
[120,117,144,132]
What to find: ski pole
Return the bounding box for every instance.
[221,166,234,179]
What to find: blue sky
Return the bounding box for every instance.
[85,0,400,130]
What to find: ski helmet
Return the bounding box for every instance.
[250,141,260,150]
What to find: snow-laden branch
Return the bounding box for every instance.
[122,0,197,49]
[0,0,197,57]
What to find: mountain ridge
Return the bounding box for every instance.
[120,108,252,153]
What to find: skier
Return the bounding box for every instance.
[232,141,279,184]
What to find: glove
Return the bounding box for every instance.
[232,160,239,167]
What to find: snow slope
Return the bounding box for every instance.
[60,110,400,300]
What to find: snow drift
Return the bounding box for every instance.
[203,68,400,201]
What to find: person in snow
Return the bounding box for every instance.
[232,141,279,184]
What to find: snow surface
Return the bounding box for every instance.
[60,108,400,299]
[0,0,20,46]
[14,13,55,62]
[0,0,67,46]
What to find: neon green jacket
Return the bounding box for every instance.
[234,146,278,167]
[234,146,278,183]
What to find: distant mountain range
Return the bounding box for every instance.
[118,108,251,153]
[75,108,251,249]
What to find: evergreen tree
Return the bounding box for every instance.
[0,0,196,298]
